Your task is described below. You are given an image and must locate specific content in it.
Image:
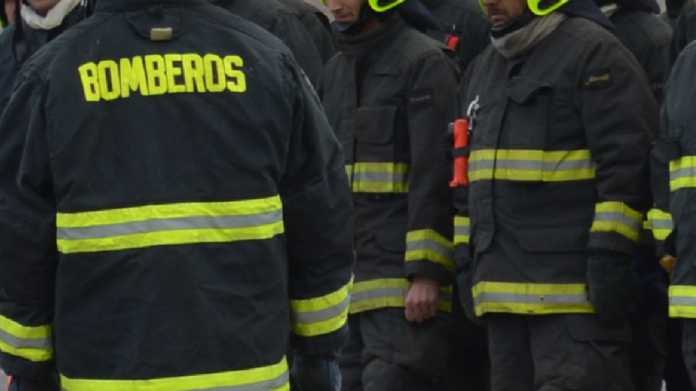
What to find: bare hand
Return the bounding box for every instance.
[405,276,440,324]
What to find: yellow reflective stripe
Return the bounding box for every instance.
[291,279,352,337]
[469,149,595,182]
[350,163,410,193]
[349,279,452,314]
[454,216,470,245]
[669,285,696,318]
[405,230,455,271]
[56,196,284,254]
[62,357,289,391]
[670,156,696,191]
[0,315,53,362]
[472,282,594,316]
[647,208,673,241]
[590,202,643,243]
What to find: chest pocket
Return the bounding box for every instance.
[498,77,552,182]
[355,106,398,162]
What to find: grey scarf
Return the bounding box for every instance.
[491,12,567,58]
[22,0,81,30]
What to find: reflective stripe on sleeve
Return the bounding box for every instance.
[349,279,452,314]
[348,163,410,193]
[590,201,644,243]
[468,149,595,182]
[61,357,289,391]
[473,282,594,316]
[291,279,352,337]
[670,156,696,191]
[454,216,470,245]
[669,286,696,318]
[405,230,454,271]
[0,314,53,362]
[57,196,284,254]
[647,208,673,241]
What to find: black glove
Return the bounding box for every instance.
[455,252,478,323]
[290,351,341,391]
[8,376,59,391]
[586,250,641,322]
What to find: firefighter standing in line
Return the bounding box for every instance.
[667,0,696,73]
[211,0,327,85]
[0,0,90,117]
[319,0,463,389]
[652,38,696,390]
[0,0,354,390]
[279,0,339,64]
[591,0,672,388]
[421,0,491,70]
[454,0,657,387]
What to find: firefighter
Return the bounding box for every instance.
[0,0,90,117]
[279,0,339,64]
[455,0,657,388]
[211,0,326,85]
[591,1,672,389]
[0,0,15,29]
[319,0,463,389]
[421,0,491,70]
[667,0,696,74]
[653,38,696,390]
[0,0,354,390]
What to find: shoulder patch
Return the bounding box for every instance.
[409,88,435,110]
[583,68,612,90]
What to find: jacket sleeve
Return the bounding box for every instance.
[0,69,58,381]
[279,55,355,355]
[581,38,657,256]
[453,66,474,266]
[403,51,460,285]
[269,11,325,87]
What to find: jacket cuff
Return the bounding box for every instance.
[588,201,643,255]
[0,352,54,381]
[404,229,455,285]
[290,323,349,355]
[405,260,454,285]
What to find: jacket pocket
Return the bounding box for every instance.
[505,77,551,154]
[355,106,398,162]
[515,226,588,253]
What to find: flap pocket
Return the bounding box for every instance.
[652,138,682,163]
[376,225,407,253]
[355,106,398,144]
[566,314,631,342]
[506,77,552,104]
[516,226,588,253]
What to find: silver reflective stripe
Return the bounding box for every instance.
[670,167,695,180]
[57,210,283,240]
[651,219,674,230]
[406,239,453,259]
[292,295,351,324]
[352,171,409,184]
[469,159,593,172]
[0,328,51,350]
[593,211,641,229]
[61,371,289,391]
[670,296,696,307]
[351,287,452,304]
[474,292,589,306]
[455,225,470,236]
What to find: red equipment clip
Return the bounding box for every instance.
[445,34,460,51]
[450,119,470,188]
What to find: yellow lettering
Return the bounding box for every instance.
[165,54,186,94]
[204,54,226,93]
[145,55,168,95]
[120,56,149,98]
[224,55,246,93]
[97,60,121,101]
[182,53,206,93]
[78,62,101,102]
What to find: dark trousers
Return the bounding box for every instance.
[680,319,696,388]
[487,314,634,391]
[340,308,453,391]
[665,318,695,390]
[629,312,667,391]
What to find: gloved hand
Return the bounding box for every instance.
[290,351,341,391]
[8,376,59,391]
[455,252,478,323]
[586,250,641,322]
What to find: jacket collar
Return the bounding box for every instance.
[337,12,405,58]
[96,0,206,12]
